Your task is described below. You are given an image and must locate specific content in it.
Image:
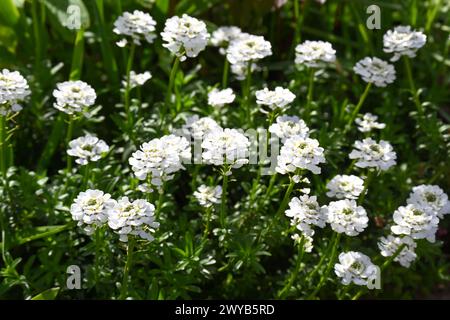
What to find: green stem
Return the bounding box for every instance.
[262,173,278,205]
[222,57,229,89]
[306,232,337,281]
[244,61,253,125]
[202,206,213,241]
[403,56,424,117]
[0,115,6,177]
[82,162,91,189]
[119,237,135,299]
[220,170,229,229]
[155,191,164,221]
[94,227,102,292]
[358,170,375,205]
[65,116,74,172]
[305,68,315,122]
[124,43,136,133]
[345,82,372,132]
[277,236,306,299]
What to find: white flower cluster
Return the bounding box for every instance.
[67,134,110,165]
[255,87,296,112]
[334,251,378,286]
[161,14,209,61]
[383,26,427,62]
[208,88,235,108]
[291,233,314,253]
[285,195,326,236]
[70,189,114,234]
[0,69,30,115]
[355,113,386,133]
[230,61,259,81]
[378,235,417,268]
[123,71,152,89]
[276,136,325,175]
[113,10,157,47]
[226,34,272,65]
[391,204,439,243]
[210,26,244,54]
[326,175,364,200]
[407,185,450,219]
[269,115,309,142]
[349,138,397,171]
[353,57,396,87]
[294,40,336,68]
[108,197,160,242]
[182,115,221,140]
[129,135,190,188]
[202,128,250,170]
[53,81,97,115]
[194,185,222,208]
[323,199,368,236]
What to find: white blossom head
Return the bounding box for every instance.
[269,115,309,142]
[129,135,190,188]
[210,26,243,54]
[291,233,314,253]
[226,34,272,64]
[334,251,378,286]
[294,40,336,68]
[107,197,159,242]
[378,235,417,268]
[383,26,426,61]
[0,69,30,115]
[70,189,115,235]
[67,134,110,165]
[230,61,259,80]
[182,115,222,140]
[326,175,365,200]
[194,185,222,208]
[355,113,386,133]
[322,199,369,236]
[161,14,209,61]
[276,136,326,175]
[53,80,96,115]
[208,88,235,108]
[353,57,396,87]
[113,10,157,46]
[255,87,296,112]
[201,128,250,170]
[123,71,152,89]
[391,204,439,243]
[285,195,326,236]
[407,185,450,219]
[349,138,396,171]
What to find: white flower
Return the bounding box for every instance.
[323,200,369,236]
[161,14,209,61]
[276,136,325,175]
[355,113,386,133]
[113,10,157,46]
[291,233,314,253]
[0,69,30,115]
[269,115,309,142]
[407,185,450,219]
[210,26,243,54]
[123,71,152,89]
[70,189,115,235]
[294,40,336,68]
[208,88,235,107]
[230,61,259,80]
[129,135,190,188]
[255,87,296,111]
[67,134,110,165]
[383,26,427,62]
[202,128,250,169]
[391,204,439,243]
[182,115,222,140]
[285,195,326,236]
[378,235,417,268]
[326,175,364,200]
[226,34,272,64]
[334,251,378,286]
[53,81,96,115]
[353,57,396,87]
[349,138,396,171]
[107,197,159,242]
[194,185,222,208]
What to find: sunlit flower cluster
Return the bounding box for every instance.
[353,57,396,87]
[0,69,30,115]
[113,10,157,47]
[67,134,110,165]
[349,138,397,171]
[53,81,97,115]
[383,26,427,61]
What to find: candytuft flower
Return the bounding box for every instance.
[391,204,439,242]
[208,88,235,108]
[182,116,222,140]
[107,197,159,242]
[285,195,326,236]
[113,10,157,46]
[291,233,314,253]
[406,185,450,219]
[326,175,364,200]
[353,57,396,87]
[0,69,30,115]
[378,235,417,268]
[349,138,396,171]
[70,189,115,235]
[226,34,272,64]
[123,71,152,89]
[355,113,386,133]
[210,26,243,54]
[194,185,222,208]
[334,251,378,286]
[383,26,427,62]
[255,87,296,112]
[67,134,110,165]
[161,14,209,61]
[53,81,96,115]
[269,115,309,142]
[323,199,369,236]
[295,40,336,68]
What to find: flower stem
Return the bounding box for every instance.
[155,184,165,220]
[403,56,424,117]
[94,227,102,292]
[82,162,91,189]
[202,206,213,241]
[305,68,315,122]
[119,237,135,299]
[124,43,135,133]
[222,57,229,89]
[345,82,372,132]
[220,170,229,229]
[244,61,253,125]
[277,236,306,299]
[65,116,74,172]
[166,57,180,116]
[0,115,7,177]
[358,170,375,205]
[306,232,337,282]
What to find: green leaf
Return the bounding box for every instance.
[31,287,60,300]
[0,0,20,27]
